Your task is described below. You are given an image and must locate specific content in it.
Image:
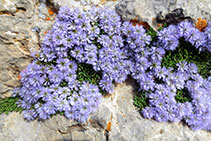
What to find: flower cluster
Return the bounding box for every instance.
[13,6,211,131]
[13,7,135,122]
[14,60,102,122]
[157,21,210,52]
[56,7,130,93]
[13,7,120,122]
[204,21,211,52]
[121,20,211,131]
[128,22,211,131]
[141,62,211,131]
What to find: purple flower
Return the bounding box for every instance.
[155,66,168,79]
[49,68,63,84]
[157,25,179,50]
[176,61,188,72]
[142,107,155,119]
[139,74,155,91]
[204,21,211,52]
[99,79,114,93]
[188,63,198,74]
[71,47,85,62]
[23,110,37,121]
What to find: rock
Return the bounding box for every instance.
[89,103,111,130]
[115,0,211,28]
[0,112,105,141]
[71,130,93,141]
[0,0,55,98]
[0,0,34,18]
[49,0,119,10]
[0,113,68,141]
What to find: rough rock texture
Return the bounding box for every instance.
[0,0,55,98]
[116,0,211,28]
[0,79,211,141]
[49,0,119,10]
[0,0,211,141]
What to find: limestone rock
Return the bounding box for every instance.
[116,0,211,28]
[0,0,55,98]
[0,113,70,141]
[0,0,34,18]
[49,0,119,10]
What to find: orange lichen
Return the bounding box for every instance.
[18,74,21,81]
[48,9,54,15]
[152,17,163,28]
[129,18,150,30]
[123,115,126,117]
[106,121,112,132]
[45,17,51,21]
[130,18,141,26]
[195,17,207,32]
[152,17,156,23]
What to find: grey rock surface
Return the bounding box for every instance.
[0,0,56,98]
[50,0,120,10]
[116,0,211,28]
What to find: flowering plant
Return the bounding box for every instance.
[133,21,211,131]
[13,7,133,122]
[12,7,211,131]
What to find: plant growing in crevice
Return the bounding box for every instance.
[0,7,210,131]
